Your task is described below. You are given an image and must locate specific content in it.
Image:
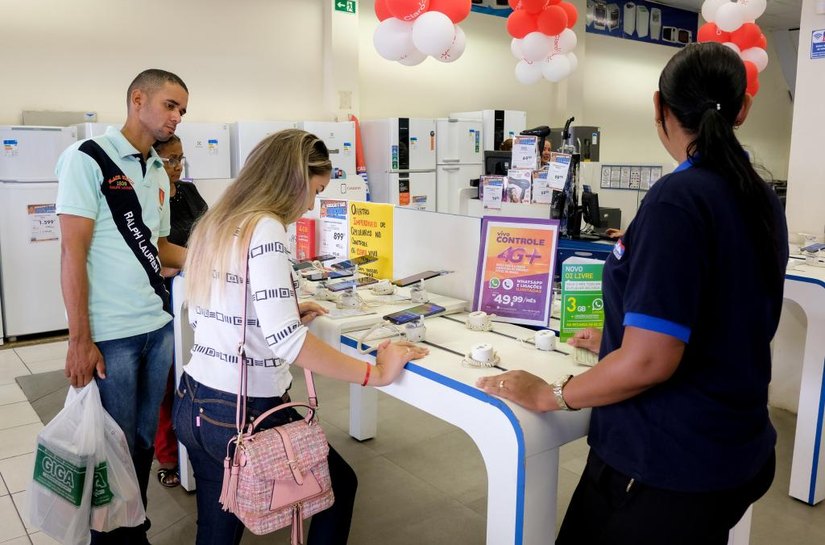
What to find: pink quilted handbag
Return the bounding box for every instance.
[218,246,334,544]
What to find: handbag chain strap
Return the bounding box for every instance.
[234,233,320,437]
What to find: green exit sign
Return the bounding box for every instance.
[334,0,356,14]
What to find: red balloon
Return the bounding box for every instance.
[375,0,393,21]
[558,2,577,28]
[744,60,759,96]
[428,0,472,23]
[387,0,430,21]
[508,0,520,9]
[697,23,730,44]
[537,5,568,36]
[731,22,762,51]
[756,33,768,50]
[522,0,548,14]
[546,0,562,4]
[507,9,539,39]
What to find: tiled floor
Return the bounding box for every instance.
[1,339,824,544]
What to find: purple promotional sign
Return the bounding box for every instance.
[473,216,560,326]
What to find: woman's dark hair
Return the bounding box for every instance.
[153,134,181,154]
[658,42,782,290]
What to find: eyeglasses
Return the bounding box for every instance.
[160,156,186,168]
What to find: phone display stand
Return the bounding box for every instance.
[314,284,337,302]
[466,311,495,332]
[338,287,361,309]
[410,280,429,304]
[370,279,397,296]
[404,317,426,343]
[461,342,501,368]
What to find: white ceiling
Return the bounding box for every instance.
[653,0,803,30]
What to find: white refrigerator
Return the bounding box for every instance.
[73,122,120,140]
[450,109,527,151]
[229,120,297,178]
[298,121,365,202]
[361,118,437,211]
[0,125,77,339]
[435,118,483,215]
[173,122,232,206]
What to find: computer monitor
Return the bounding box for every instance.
[580,191,601,228]
[484,150,512,176]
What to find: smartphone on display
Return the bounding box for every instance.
[393,270,441,287]
[383,303,447,325]
[292,261,316,271]
[310,254,336,262]
[331,255,378,270]
[327,276,379,292]
[304,270,354,282]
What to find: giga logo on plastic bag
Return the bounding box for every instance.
[33,444,87,506]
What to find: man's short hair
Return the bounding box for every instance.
[126,69,188,105]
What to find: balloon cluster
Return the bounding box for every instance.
[697,0,767,96]
[506,0,579,85]
[373,0,472,65]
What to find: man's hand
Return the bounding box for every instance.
[65,338,106,387]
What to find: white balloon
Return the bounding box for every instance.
[740,0,766,20]
[511,38,524,60]
[556,28,578,54]
[373,18,414,61]
[521,31,553,62]
[741,46,769,72]
[515,60,543,85]
[701,0,729,23]
[542,54,572,82]
[399,48,428,66]
[437,25,466,63]
[566,52,578,73]
[715,3,747,32]
[411,11,455,57]
[722,41,741,55]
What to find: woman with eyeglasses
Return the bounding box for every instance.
[153,134,208,488]
[477,42,788,544]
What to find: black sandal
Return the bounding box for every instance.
[157,467,180,488]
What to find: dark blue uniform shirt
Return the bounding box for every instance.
[590,161,788,492]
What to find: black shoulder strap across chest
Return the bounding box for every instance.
[79,140,170,315]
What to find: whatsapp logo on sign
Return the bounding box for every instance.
[489,278,501,289]
[593,298,604,311]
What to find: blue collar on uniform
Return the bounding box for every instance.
[673,157,694,173]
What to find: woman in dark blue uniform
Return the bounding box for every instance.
[477,42,788,544]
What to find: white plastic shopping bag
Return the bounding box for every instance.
[28,381,145,544]
[89,409,145,532]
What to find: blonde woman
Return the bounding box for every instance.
[174,129,428,545]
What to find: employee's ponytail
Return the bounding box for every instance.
[658,42,783,290]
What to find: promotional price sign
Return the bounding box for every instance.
[348,201,393,279]
[473,217,559,326]
[559,257,605,341]
[319,199,349,258]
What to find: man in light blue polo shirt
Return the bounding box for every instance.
[56,68,189,545]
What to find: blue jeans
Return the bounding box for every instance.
[91,321,174,544]
[173,373,357,545]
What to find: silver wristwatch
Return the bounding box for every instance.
[552,374,578,411]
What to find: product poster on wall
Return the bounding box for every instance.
[348,202,393,279]
[585,0,698,48]
[473,217,559,326]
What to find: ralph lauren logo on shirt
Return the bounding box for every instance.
[107,174,133,191]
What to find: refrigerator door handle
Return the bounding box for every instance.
[440,159,461,163]
[441,167,460,171]
[387,169,437,174]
